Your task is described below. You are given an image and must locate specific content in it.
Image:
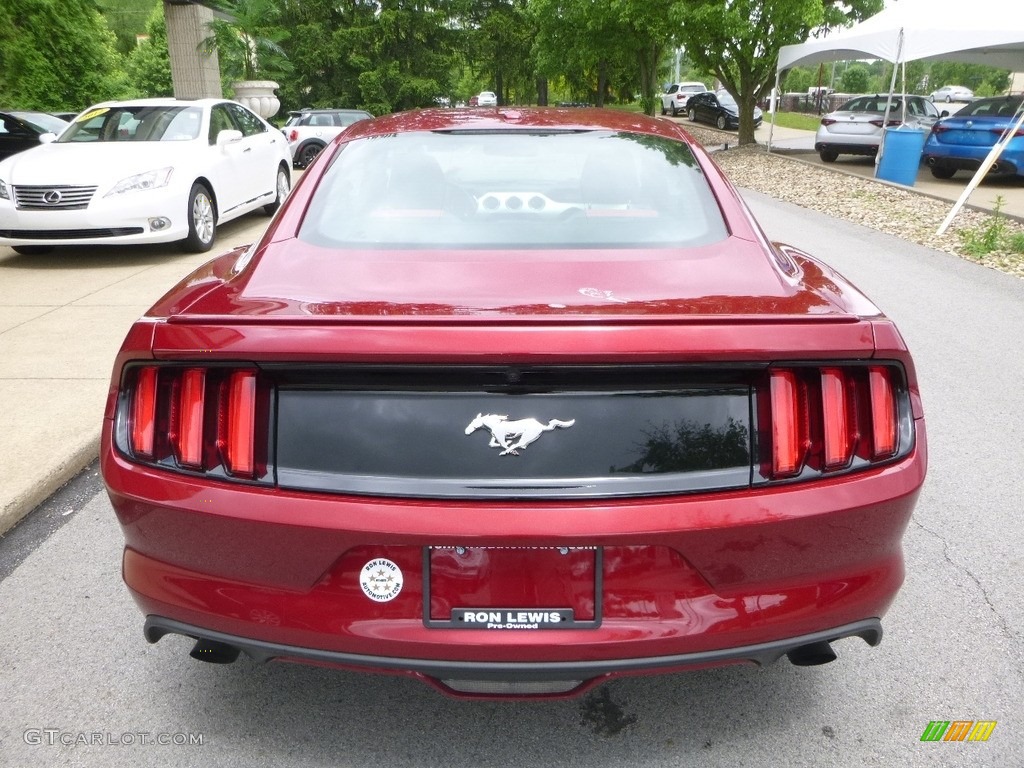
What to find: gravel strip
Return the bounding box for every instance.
[683,125,1024,280]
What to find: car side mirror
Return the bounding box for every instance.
[939,110,949,118]
[216,129,243,147]
[39,133,57,144]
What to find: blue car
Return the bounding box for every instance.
[923,95,1024,179]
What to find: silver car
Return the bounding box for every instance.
[814,94,939,162]
[929,85,974,103]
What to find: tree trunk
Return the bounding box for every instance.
[536,77,548,107]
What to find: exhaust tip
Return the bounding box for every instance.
[190,638,240,664]
[786,641,837,667]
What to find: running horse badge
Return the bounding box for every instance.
[464,414,576,456]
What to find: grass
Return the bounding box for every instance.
[768,111,821,131]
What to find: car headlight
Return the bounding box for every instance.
[104,167,174,198]
[0,179,8,201]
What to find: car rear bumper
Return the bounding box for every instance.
[144,613,884,697]
[923,146,1022,176]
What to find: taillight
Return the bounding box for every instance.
[868,119,901,128]
[821,118,837,126]
[767,364,907,480]
[288,129,299,142]
[868,366,897,458]
[770,370,804,477]
[120,365,264,481]
[221,371,256,477]
[130,366,159,458]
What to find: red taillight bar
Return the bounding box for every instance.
[223,371,257,477]
[770,370,803,477]
[821,368,853,469]
[130,366,158,458]
[174,368,206,467]
[869,366,897,458]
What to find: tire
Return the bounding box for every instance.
[688,108,696,122]
[295,141,325,169]
[179,183,215,253]
[670,104,678,117]
[716,115,727,130]
[264,164,291,216]
[819,149,839,163]
[945,95,952,103]
[660,104,667,116]
[930,165,956,179]
[12,245,54,255]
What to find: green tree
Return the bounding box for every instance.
[673,0,883,144]
[98,0,159,55]
[840,63,870,93]
[927,63,1010,96]
[0,0,130,109]
[123,5,173,98]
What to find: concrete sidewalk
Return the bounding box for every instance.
[0,214,273,535]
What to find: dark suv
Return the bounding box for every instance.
[282,108,373,169]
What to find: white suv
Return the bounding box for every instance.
[661,82,708,117]
[282,108,373,168]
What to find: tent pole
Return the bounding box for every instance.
[937,105,1024,235]
[768,70,781,152]
[876,28,904,175]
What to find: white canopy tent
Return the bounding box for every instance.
[771,0,1024,232]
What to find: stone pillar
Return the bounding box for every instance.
[164,1,222,99]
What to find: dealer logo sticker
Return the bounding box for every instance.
[360,558,403,602]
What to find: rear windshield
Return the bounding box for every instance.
[299,130,728,249]
[959,97,1024,118]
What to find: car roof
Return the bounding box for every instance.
[338,107,689,143]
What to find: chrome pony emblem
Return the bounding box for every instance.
[465,413,575,456]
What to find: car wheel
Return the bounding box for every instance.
[179,182,216,253]
[12,245,55,255]
[670,104,679,117]
[264,164,291,216]
[930,165,956,179]
[688,108,696,122]
[945,95,952,103]
[716,115,727,130]
[660,104,667,116]
[296,142,324,169]
[819,149,839,163]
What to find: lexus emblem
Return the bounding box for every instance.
[465,413,575,456]
[42,190,63,204]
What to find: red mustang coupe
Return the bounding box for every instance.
[101,108,926,699]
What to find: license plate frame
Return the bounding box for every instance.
[422,547,603,629]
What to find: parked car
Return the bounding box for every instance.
[687,89,762,130]
[476,91,498,107]
[0,98,291,255]
[0,111,69,162]
[814,94,939,162]
[282,108,373,169]
[101,106,926,699]
[928,85,974,103]
[923,95,1024,179]
[660,81,708,117]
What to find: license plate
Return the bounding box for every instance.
[450,608,575,630]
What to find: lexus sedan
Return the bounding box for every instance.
[0,98,291,255]
[923,95,1024,179]
[0,110,69,162]
[687,90,762,130]
[101,107,926,699]
[477,91,498,107]
[815,94,939,162]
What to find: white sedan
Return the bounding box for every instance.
[476,91,498,107]
[929,85,974,103]
[0,98,291,255]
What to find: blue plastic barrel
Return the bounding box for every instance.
[876,127,927,186]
